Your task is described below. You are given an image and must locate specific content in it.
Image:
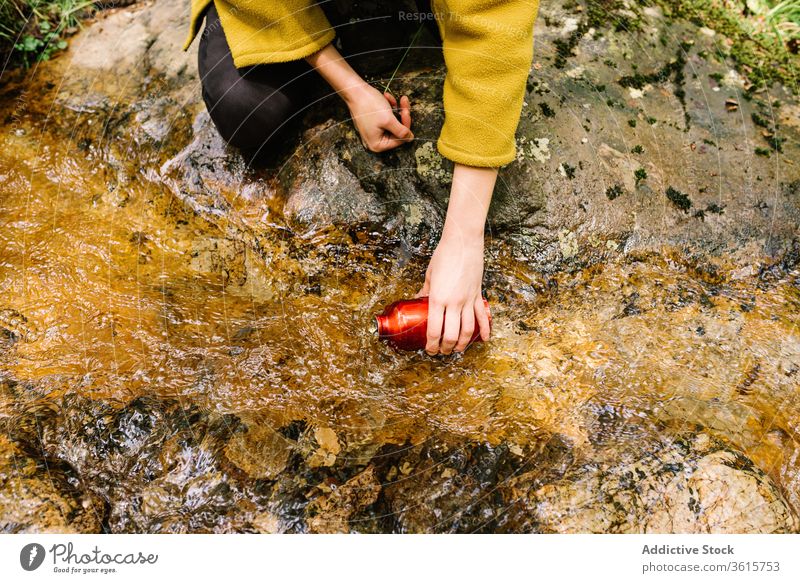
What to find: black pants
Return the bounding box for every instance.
[197,1,439,157]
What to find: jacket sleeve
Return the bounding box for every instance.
[433,0,539,167]
[184,0,336,68]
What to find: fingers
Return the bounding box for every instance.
[371,135,412,152]
[475,297,491,341]
[425,299,445,355]
[399,95,412,129]
[383,92,412,130]
[423,299,488,355]
[439,306,461,355]
[384,115,413,141]
[360,92,411,152]
[455,304,475,353]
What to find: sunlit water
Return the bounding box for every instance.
[1,77,798,532]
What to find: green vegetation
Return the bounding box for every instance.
[539,102,556,118]
[606,184,625,200]
[653,0,799,90]
[740,0,800,46]
[635,167,648,186]
[666,186,692,211]
[1,0,95,68]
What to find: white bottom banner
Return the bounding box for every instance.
[1,534,798,582]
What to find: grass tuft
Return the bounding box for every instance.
[1,0,96,69]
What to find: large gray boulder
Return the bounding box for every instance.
[11,0,795,268]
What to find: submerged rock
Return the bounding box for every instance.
[503,433,798,534]
[0,434,103,533]
[1,387,797,534]
[306,465,381,533]
[224,418,294,480]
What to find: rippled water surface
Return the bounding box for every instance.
[1,76,799,533]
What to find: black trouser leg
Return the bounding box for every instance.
[196,2,441,157]
[197,4,324,155]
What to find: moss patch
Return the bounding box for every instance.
[666,186,692,212]
[606,184,625,200]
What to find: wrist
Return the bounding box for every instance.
[340,79,372,107]
[440,222,485,246]
[307,43,370,106]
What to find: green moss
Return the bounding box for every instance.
[654,0,798,91]
[766,135,785,153]
[755,147,771,157]
[606,184,625,200]
[618,46,690,129]
[552,0,633,68]
[632,144,644,154]
[628,119,638,128]
[751,111,771,129]
[666,186,692,212]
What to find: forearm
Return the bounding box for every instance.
[441,164,498,242]
[305,43,368,105]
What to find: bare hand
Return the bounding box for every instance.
[346,86,413,152]
[416,231,491,355]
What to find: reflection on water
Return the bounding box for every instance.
[0,92,798,533]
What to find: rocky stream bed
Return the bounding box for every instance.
[0,0,798,532]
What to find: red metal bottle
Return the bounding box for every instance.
[373,297,491,351]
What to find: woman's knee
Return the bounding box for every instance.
[201,76,293,151]
[197,4,295,151]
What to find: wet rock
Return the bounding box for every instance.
[0,434,104,533]
[189,236,248,286]
[308,426,342,468]
[158,112,254,219]
[306,465,381,533]
[282,123,388,229]
[30,394,257,533]
[224,418,294,480]
[19,0,794,268]
[503,433,798,533]
[379,441,526,533]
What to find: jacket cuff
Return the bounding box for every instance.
[437,138,515,168]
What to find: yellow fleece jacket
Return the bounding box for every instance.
[184,0,539,167]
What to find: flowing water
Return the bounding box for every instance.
[1,71,799,532]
